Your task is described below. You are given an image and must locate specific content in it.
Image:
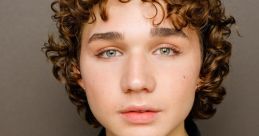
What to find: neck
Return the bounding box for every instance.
[167,122,188,136]
[105,122,188,136]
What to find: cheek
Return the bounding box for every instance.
[156,60,200,92]
[155,57,200,107]
[158,68,197,102]
[157,69,197,119]
[79,59,122,112]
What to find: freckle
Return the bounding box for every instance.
[183,75,186,79]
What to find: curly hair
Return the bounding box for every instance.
[43,0,235,127]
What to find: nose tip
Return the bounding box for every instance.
[120,57,156,94]
[121,76,155,93]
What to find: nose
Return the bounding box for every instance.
[120,52,156,94]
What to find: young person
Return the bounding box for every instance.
[43,0,235,135]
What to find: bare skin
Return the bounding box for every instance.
[78,0,201,136]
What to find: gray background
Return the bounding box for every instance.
[0,0,258,135]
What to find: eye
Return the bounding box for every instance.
[96,49,122,58]
[153,45,181,56]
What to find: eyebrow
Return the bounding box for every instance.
[88,32,124,43]
[88,27,187,44]
[150,27,187,38]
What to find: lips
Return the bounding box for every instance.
[119,106,161,124]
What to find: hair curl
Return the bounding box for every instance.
[43,0,235,127]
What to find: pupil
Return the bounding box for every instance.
[161,48,169,55]
[107,50,115,57]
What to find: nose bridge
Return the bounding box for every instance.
[121,51,156,93]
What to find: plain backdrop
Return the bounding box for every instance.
[0,0,258,136]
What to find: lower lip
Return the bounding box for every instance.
[120,111,159,124]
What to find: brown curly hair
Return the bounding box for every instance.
[43,0,235,127]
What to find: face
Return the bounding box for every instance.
[78,0,202,136]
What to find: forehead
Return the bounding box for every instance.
[81,0,200,44]
[83,0,173,35]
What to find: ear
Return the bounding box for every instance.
[78,80,87,91]
[72,65,85,90]
[77,78,85,90]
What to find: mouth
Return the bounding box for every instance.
[119,106,161,124]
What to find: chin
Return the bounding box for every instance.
[109,125,169,136]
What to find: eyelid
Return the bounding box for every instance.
[153,44,181,55]
[95,47,123,58]
[95,44,181,58]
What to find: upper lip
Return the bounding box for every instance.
[119,105,161,113]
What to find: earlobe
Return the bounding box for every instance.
[77,79,86,90]
[72,65,86,90]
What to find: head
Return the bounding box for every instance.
[44,0,235,135]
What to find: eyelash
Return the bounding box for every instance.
[154,44,181,56]
[95,44,181,59]
[96,48,123,58]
